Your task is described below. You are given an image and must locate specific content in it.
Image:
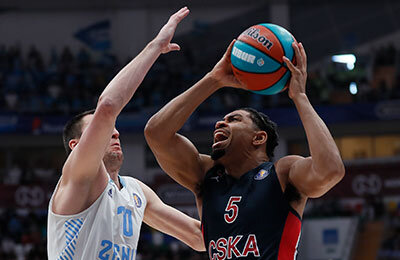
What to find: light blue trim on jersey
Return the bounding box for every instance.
[57,217,84,260]
[231,40,281,73]
[119,175,126,188]
[260,23,295,61]
[252,70,290,95]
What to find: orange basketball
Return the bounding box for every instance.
[230,23,297,95]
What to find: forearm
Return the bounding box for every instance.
[146,73,221,138]
[98,41,162,115]
[147,211,205,251]
[292,94,344,175]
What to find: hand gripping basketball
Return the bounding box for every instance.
[282,42,307,100]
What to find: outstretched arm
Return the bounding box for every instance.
[277,43,345,198]
[145,40,244,195]
[54,7,190,215]
[138,181,205,251]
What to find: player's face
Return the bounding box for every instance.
[211,110,257,160]
[80,115,124,163]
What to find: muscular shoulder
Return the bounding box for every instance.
[275,156,304,176]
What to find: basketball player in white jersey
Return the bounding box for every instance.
[47,7,205,260]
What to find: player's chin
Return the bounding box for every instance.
[110,150,124,159]
[210,147,226,161]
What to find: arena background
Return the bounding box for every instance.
[1,0,400,259]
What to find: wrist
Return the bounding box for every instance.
[291,93,308,103]
[147,40,163,54]
[205,72,224,91]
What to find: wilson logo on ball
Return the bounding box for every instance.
[242,27,273,50]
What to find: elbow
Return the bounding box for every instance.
[97,96,119,118]
[329,158,345,184]
[336,160,345,181]
[319,160,345,188]
[190,229,206,252]
[317,155,345,184]
[185,220,206,252]
[144,115,162,141]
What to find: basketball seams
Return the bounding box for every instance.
[254,71,291,94]
[232,66,288,91]
[232,60,287,75]
[260,25,287,65]
[260,24,294,67]
[232,40,281,73]
[236,40,283,66]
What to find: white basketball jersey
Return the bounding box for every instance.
[47,176,147,260]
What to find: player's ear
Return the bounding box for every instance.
[69,139,79,151]
[252,131,267,146]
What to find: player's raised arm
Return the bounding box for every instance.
[279,42,345,198]
[144,40,244,195]
[54,7,190,215]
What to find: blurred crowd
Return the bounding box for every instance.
[379,201,400,260]
[0,209,47,260]
[1,44,400,116]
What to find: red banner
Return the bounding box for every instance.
[325,160,400,198]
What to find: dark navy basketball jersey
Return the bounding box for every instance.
[201,162,301,260]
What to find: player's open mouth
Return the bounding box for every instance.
[213,130,229,149]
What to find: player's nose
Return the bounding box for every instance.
[112,128,120,139]
[215,120,228,129]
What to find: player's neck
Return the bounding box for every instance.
[221,152,268,179]
[106,166,122,190]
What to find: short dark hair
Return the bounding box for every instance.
[62,109,95,154]
[239,107,279,160]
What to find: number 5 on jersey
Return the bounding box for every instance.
[224,196,242,224]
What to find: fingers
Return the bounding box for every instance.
[283,42,306,73]
[298,42,307,70]
[169,43,180,52]
[225,39,236,56]
[291,42,302,69]
[282,56,296,73]
[223,39,236,63]
[170,6,190,25]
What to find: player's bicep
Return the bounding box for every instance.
[288,156,339,198]
[147,133,210,192]
[63,107,116,184]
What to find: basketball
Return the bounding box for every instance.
[230,23,297,95]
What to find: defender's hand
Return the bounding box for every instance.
[154,7,190,54]
[283,42,308,100]
[209,40,247,90]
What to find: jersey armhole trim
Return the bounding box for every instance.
[270,166,302,221]
[49,178,110,218]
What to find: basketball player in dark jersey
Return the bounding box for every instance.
[145,40,345,259]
